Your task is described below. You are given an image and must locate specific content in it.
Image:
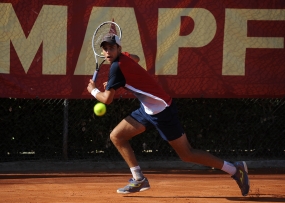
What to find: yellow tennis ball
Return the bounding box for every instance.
[94,102,106,116]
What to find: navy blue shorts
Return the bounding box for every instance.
[130,101,185,141]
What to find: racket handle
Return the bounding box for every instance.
[92,71,98,81]
[92,59,104,81]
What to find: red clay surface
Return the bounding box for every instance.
[0,170,284,203]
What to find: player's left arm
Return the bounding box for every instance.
[122,52,140,63]
[129,54,140,63]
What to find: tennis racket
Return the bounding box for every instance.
[91,21,122,91]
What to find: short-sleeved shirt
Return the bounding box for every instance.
[106,52,172,115]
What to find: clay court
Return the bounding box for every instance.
[0,169,284,203]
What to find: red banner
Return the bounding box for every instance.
[0,0,285,98]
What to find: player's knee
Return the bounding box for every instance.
[110,129,125,144]
[177,148,195,162]
[110,130,118,143]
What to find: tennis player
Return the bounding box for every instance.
[87,33,250,196]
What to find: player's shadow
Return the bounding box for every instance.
[227,196,285,202]
[124,196,285,202]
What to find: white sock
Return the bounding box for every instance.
[130,166,144,181]
[221,161,237,176]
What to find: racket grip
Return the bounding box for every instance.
[92,71,98,81]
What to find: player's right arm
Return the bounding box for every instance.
[95,87,116,105]
[87,80,115,104]
[94,61,125,104]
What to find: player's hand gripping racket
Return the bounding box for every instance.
[91,21,122,91]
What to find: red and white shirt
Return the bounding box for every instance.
[106,52,172,115]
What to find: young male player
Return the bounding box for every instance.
[87,33,250,196]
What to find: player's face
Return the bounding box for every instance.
[102,43,121,63]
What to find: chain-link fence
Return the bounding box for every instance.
[0,98,284,162]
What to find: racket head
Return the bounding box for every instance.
[92,21,122,59]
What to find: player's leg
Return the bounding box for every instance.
[110,115,145,168]
[151,101,249,196]
[110,115,150,194]
[168,134,249,196]
[168,133,224,169]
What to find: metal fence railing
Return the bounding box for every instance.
[0,98,284,162]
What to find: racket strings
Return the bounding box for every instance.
[93,23,120,57]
